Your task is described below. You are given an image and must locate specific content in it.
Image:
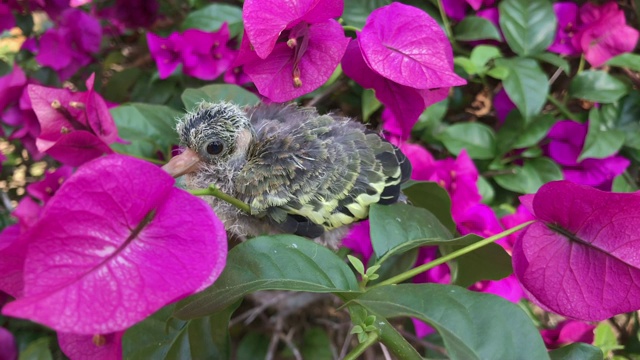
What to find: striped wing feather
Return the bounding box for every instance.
[235,104,411,236]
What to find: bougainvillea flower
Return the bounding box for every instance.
[0,224,27,298]
[426,150,482,220]
[455,203,502,238]
[2,155,228,334]
[223,65,251,86]
[236,21,349,102]
[147,32,184,79]
[548,3,580,55]
[26,166,74,203]
[35,9,101,80]
[0,196,44,299]
[58,331,124,360]
[359,3,464,90]
[573,2,639,67]
[242,0,343,59]
[181,25,235,81]
[499,204,534,252]
[0,327,17,360]
[493,88,515,123]
[0,4,15,32]
[343,4,465,140]
[0,65,26,112]
[238,0,349,102]
[470,275,524,303]
[343,42,450,140]
[97,0,158,30]
[540,320,595,349]
[441,0,494,21]
[29,73,118,166]
[513,181,640,321]
[546,120,629,190]
[341,220,373,264]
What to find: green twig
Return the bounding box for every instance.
[546,94,580,122]
[436,0,455,46]
[343,332,379,360]
[371,221,535,288]
[342,25,361,33]
[577,55,585,74]
[188,185,251,214]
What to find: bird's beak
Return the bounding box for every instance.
[162,148,202,178]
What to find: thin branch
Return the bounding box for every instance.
[188,184,251,213]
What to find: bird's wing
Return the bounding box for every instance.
[235,104,411,235]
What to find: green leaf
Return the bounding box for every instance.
[486,66,510,80]
[454,57,478,75]
[370,249,419,285]
[499,57,549,120]
[174,235,360,319]
[180,3,243,37]
[440,123,497,159]
[110,103,181,159]
[342,0,391,28]
[402,181,456,234]
[237,333,270,359]
[362,89,381,122]
[607,53,640,72]
[123,302,240,360]
[301,328,333,360]
[499,0,556,56]
[353,284,549,360]
[15,13,34,37]
[534,53,571,74]
[414,99,449,141]
[19,337,52,360]
[181,84,259,110]
[494,157,563,193]
[454,16,502,42]
[470,45,503,72]
[496,112,556,154]
[0,60,11,77]
[594,322,624,356]
[348,304,422,360]
[442,235,513,287]
[569,71,629,103]
[612,174,637,193]
[369,203,452,263]
[549,343,604,360]
[102,68,143,103]
[579,108,625,161]
[478,176,495,204]
[348,255,366,276]
[601,91,640,150]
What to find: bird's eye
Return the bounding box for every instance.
[205,141,224,155]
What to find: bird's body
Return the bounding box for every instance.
[163,102,411,247]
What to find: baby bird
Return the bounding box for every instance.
[162,102,411,247]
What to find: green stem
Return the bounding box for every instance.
[577,55,585,74]
[546,94,580,122]
[342,25,361,33]
[372,221,535,288]
[436,0,455,46]
[188,185,251,214]
[343,332,380,360]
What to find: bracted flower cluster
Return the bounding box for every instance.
[342,3,466,141]
[147,24,236,81]
[549,2,639,67]
[35,8,102,81]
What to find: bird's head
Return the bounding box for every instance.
[163,101,253,177]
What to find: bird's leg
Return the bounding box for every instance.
[188,184,252,214]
